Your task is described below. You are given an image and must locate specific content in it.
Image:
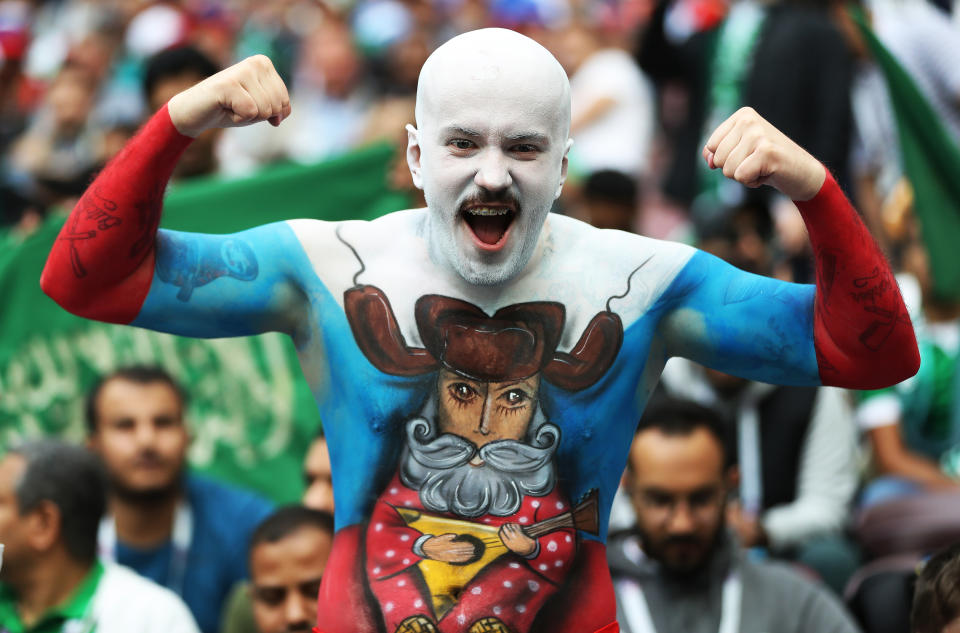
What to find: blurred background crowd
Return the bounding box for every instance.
[1,0,960,632]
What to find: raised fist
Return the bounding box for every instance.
[167,55,291,138]
[703,107,826,201]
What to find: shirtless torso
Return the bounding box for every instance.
[41,29,917,633]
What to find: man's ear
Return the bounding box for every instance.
[554,138,574,199]
[725,465,740,494]
[405,124,424,190]
[26,501,61,553]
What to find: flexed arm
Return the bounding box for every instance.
[41,56,305,337]
[662,107,919,390]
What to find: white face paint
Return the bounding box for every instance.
[407,29,572,286]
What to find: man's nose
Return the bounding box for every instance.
[476,387,494,436]
[133,421,157,445]
[474,150,512,191]
[284,594,310,630]
[667,502,696,533]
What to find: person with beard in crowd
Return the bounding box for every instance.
[85,366,273,633]
[42,28,918,633]
[608,399,860,633]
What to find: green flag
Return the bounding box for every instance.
[850,7,960,301]
[0,143,411,503]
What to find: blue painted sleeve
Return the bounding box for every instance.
[658,250,821,386]
[132,221,309,339]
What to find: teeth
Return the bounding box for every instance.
[467,207,511,216]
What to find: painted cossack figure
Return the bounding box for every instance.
[41,28,919,633]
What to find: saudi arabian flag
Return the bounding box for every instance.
[0,143,410,503]
[850,6,960,301]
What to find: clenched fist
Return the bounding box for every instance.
[167,55,291,138]
[703,107,826,201]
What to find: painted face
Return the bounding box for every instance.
[250,526,333,633]
[626,428,728,577]
[88,379,188,499]
[408,30,572,286]
[302,437,334,513]
[436,368,540,456]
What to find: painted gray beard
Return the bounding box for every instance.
[399,415,560,518]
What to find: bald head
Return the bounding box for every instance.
[415,28,571,138]
[407,28,573,286]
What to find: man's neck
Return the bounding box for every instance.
[110,490,182,548]
[13,552,92,627]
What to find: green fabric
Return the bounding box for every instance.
[219,582,257,633]
[0,561,103,633]
[695,2,767,213]
[849,7,960,302]
[861,324,960,466]
[0,143,411,503]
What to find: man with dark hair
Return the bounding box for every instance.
[608,398,860,633]
[582,170,639,232]
[143,45,221,179]
[86,366,273,633]
[0,440,199,633]
[912,543,960,633]
[222,506,334,633]
[248,506,334,633]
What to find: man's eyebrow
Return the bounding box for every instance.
[504,132,550,145]
[441,126,482,138]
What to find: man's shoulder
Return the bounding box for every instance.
[545,214,695,265]
[186,473,273,528]
[740,557,857,631]
[286,208,425,246]
[95,564,200,633]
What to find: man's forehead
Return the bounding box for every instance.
[416,28,570,132]
[629,429,725,485]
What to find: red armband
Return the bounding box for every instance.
[796,168,920,389]
[40,104,192,323]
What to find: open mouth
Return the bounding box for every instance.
[462,205,516,248]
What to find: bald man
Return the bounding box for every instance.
[42,28,917,633]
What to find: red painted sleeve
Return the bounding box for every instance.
[40,104,193,324]
[796,167,920,389]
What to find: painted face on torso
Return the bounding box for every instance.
[407,29,572,286]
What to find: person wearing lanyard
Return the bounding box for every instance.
[0,441,199,633]
[84,366,274,633]
[607,399,860,633]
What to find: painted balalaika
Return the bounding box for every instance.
[395,490,600,619]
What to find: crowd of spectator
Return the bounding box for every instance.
[2,0,960,631]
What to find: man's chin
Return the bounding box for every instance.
[111,477,181,504]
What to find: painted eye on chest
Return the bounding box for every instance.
[450,382,479,403]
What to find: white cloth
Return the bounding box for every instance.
[760,386,859,547]
[91,563,200,633]
[569,48,655,176]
